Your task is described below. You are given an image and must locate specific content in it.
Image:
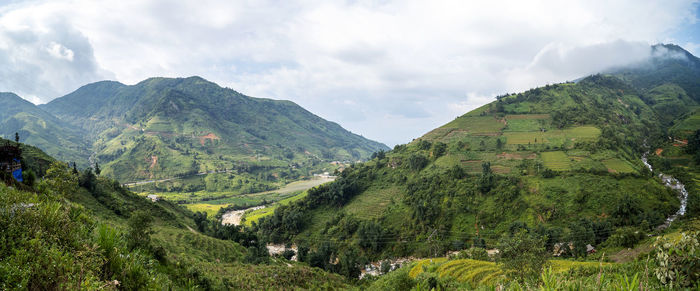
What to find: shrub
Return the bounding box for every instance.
[497,230,549,284]
[455,247,490,261]
[654,231,699,288]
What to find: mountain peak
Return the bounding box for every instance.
[651,43,699,63]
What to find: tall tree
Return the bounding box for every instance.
[497,230,549,284]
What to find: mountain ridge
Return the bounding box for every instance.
[4,76,389,184]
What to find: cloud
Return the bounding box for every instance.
[0,12,112,103]
[505,41,653,92]
[0,0,697,145]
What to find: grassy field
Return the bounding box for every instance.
[671,108,700,137]
[503,126,600,146]
[408,258,612,287]
[602,158,637,173]
[441,116,505,133]
[506,114,551,120]
[541,151,572,170]
[503,119,543,132]
[344,186,402,219]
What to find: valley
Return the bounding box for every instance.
[1,43,699,290]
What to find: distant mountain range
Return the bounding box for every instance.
[0,77,388,182]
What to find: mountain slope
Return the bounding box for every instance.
[0,93,90,164]
[0,77,391,185]
[1,139,350,289]
[255,44,700,262]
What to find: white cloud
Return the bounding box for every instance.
[46,41,75,61]
[0,0,697,145]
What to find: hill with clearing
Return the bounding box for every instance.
[254,44,700,272]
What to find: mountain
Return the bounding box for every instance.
[0,137,350,289]
[0,92,90,164]
[0,77,388,184]
[255,44,700,265]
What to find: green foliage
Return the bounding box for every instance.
[478,162,494,193]
[497,230,549,284]
[126,210,154,250]
[454,247,490,261]
[406,153,429,170]
[244,240,270,264]
[358,220,386,253]
[78,168,96,192]
[338,246,366,279]
[612,194,642,226]
[654,231,700,288]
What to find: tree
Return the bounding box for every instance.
[43,162,78,198]
[94,162,101,176]
[612,194,641,226]
[309,242,337,271]
[71,162,78,175]
[193,211,209,233]
[478,162,494,193]
[22,170,36,187]
[244,240,270,264]
[432,142,447,159]
[357,220,385,253]
[568,220,595,258]
[78,168,97,192]
[127,211,154,250]
[14,132,19,143]
[406,154,429,171]
[497,230,549,284]
[338,247,365,279]
[496,138,503,150]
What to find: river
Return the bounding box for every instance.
[641,152,688,230]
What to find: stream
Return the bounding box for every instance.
[641,152,688,230]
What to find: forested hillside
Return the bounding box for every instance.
[1,76,387,184]
[0,137,349,289]
[253,44,700,288]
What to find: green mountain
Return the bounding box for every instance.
[0,93,90,164]
[255,44,700,266]
[0,77,387,186]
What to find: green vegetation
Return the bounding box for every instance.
[2,77,387,199]
[251,44,700,289]
[3,44,700,289]
[0,140,350,289]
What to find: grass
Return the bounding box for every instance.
[541,151,572,171]
[503,119,544,132]
[344,186,401,220]
[441,116,505,133]
[602,159,637,173]
[408,258,614,287]
[506,114,551,120]
[671,108,700,137]
[503,126,600,146]
[185,203,228,217]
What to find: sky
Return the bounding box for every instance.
[0,0,698,146]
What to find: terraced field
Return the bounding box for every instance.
[344,186,402,220]
[441,116,506,133]
[503,126,600,146]
[409,258,612,287]
[602,159,637,173]
[541,151,572,170]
